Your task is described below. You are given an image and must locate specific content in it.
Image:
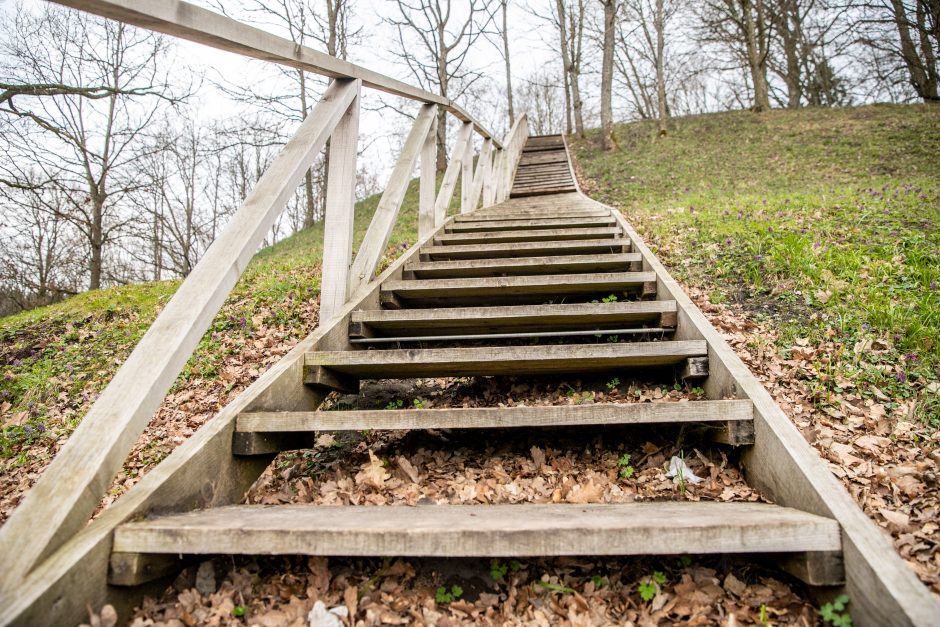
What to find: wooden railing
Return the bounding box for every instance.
[0,0,528,592]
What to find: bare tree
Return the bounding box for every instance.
[552,0,588,135]
[518,71,567,134]
[0,5,180,290]
[387,0,495,171]
[699,0,773,111]
[599,0,619,147]
[854,0,939,102]
[497,0,516,124]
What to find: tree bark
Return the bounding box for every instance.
[654,0,669,134]
[600,0,617,149]
[743,0,771,111]
[502,0,515,125]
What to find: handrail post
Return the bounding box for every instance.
[418,113,439,240]
[460,134,475,214]
[483,148,501,208]
[467,138,493,213]
[319,80,362,323]
[435,121,472,225]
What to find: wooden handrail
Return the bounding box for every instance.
[47,0,501,147]
[0,0,530,596]
[0,78,361,590]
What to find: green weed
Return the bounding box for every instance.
[435,585,463,604]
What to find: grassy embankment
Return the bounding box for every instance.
[572,104,940,430]
[0,179,427,467]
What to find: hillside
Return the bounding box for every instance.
[0,179,424,519]
[572,103,940,594]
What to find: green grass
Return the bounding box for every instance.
[573,104,940,430]
[0,177,433,464]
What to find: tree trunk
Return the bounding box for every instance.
[502,0,515,125]
[90,196,104,290]
[743,0,771,111]
[600,0,616,149]
[568,2,586,137]
[654,0,668,134]
[556,0,574,134]
[891,0,939,101]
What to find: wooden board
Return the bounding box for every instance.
[381,272,656,306]
[454,210,609,222]
[435,226,621,245]
[112,502,841,557]
[349,301,677,337]
[424,239,630,260]
[236,399,753,432]
[304,340,707,378]
[405,253,640,278]
[447,217,615,232]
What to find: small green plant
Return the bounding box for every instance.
[637,571,665,602]
[590,575,607,588]
[490,559,509,582]
[675,450,687,497]
[606,377,620,390]
[536,580,575,594]
[232,605,246,618]
[413,398,426,409]
[617,453,635,479]
[759,604,770,626]
[820,594,852,627]
[435,584,463,604]
[601,294,619,303]
[384,399,404,410]
[606,334,620,342]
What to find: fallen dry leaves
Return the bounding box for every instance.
[128,555,818,626]
[687,285,940,595]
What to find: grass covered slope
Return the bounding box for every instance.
[573,104,940,429]
[0,179,424,518]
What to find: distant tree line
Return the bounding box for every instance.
[0,0,934,315]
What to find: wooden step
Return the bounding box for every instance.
[435,227,620,245]
[112,502,841,558]
[447,216,615,232]
[349,301,677,337]
[304,340,707,380]
[511,185,578,198]
[237,400,753,433]
[405,253,641,278]
[380,272,656,307]
[424,239,630,260]
[455,209,609,222]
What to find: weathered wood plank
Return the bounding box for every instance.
[447,216,615,232]
[434,121,472,225]
[454,210,609,222]
[0,78,361,593]
[435,227,621,245]
[418,113,438,239]
[112,502,841,557]
[381,272,657,306]
[304,340,707,378]
[405,253,640,278]
[349,301,678,337]
[318,83,361,322]
[466,138,493,212]
[236,400,753,433]
[348,104,437,293]
[423,238,630,260]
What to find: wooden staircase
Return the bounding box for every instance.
[113,136,843,586]
[2,3,937,622]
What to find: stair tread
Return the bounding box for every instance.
[112,502,841,557]
[305,340,706,378]
[405,253,640,278]
[237,399,753,432]
[351,301,676,336]
[386,271,653,291]
[424,239,630,259]
[448,217,615,232]
[436,227,620,245]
